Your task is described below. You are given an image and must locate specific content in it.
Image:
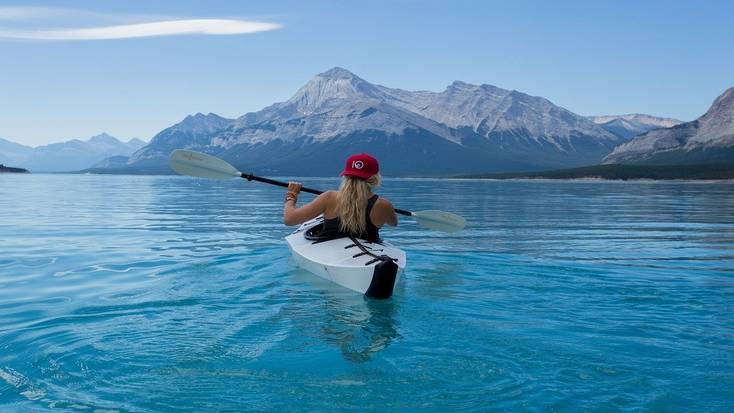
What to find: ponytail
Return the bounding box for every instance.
[336,174,381,235]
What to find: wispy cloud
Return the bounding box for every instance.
[0,6,282,40]
[0,19,282,40]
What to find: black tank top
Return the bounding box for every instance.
[322,194,381,242]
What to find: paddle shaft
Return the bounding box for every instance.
[240,172,412,217]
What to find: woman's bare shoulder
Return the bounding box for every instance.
[375,196,394,210]
[323,190,338,200]
[320,190,338,208]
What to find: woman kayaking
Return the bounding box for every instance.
[283,153,398,242]
[169,148,462,298]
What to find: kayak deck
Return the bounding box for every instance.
[285,217,406,298]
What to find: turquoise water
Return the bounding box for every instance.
[1,174,733,412]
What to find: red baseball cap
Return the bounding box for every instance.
[340,153,379,180]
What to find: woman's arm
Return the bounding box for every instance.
[283,183,332,226]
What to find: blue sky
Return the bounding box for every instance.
[1,0,733,146]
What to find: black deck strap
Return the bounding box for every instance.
[364,257,380,266]
[352,252,369,258]
[365,256,398,266]
[348,236,394,265]
[348,236,379,259]
[344,243,382,252]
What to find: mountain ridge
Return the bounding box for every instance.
[0,133,146,172]
[604,87,734,164]
[109,67,627,176]
[588,114,684,140]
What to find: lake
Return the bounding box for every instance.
[1,174,733,412]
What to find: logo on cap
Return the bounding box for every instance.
[341,153,379,180]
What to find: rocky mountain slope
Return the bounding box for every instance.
[604,88,734,165]
[123,113,234,172]
[111,68,624,176]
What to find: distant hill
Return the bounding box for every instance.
[588,114,683,140]
[0,164,29,173]
[0,138,34,167]
[604,87,734,165]
[92,67,624,176]
[89,155,132,170]
[460,163,734,181]
[0,133,147,172]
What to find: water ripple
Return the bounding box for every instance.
[0,175,733,411]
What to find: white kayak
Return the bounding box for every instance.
[285,216,406,299]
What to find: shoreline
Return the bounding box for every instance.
[9,172,734,184]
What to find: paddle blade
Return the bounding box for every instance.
[412,210,466,233]
[169,150,241,180]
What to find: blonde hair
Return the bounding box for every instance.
[336,174,381,235]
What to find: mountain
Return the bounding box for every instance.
[588,114,683,140]
[99,67,625,176]
[0,133,146,172]
[112,113,234,174]
[0,138,33,167]
[604,87,734,165]
[89,155,131,170]
[127,138,147,147]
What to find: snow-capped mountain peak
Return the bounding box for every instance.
[589,114,683,128]
[588,114,684,140]
[285,67,384,114]
[318,66,361,80]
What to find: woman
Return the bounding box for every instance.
[283,153,398,242]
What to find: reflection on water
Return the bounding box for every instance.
[288,268,401,363]
[0,175,733,412]
[325,296,400,363]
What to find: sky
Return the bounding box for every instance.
[1,0,733,146]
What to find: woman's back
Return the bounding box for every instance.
[322,193,381,241]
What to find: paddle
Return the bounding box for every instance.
[169,149,466,233]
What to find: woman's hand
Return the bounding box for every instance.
[284,190,331,226]
[285,181,302,203]
[287,181,303,196]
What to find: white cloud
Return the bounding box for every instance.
[0,6,282,40]
[0,19,282,40]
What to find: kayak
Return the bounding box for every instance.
[285,216,406,299]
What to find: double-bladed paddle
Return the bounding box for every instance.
[169,149,466,233]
